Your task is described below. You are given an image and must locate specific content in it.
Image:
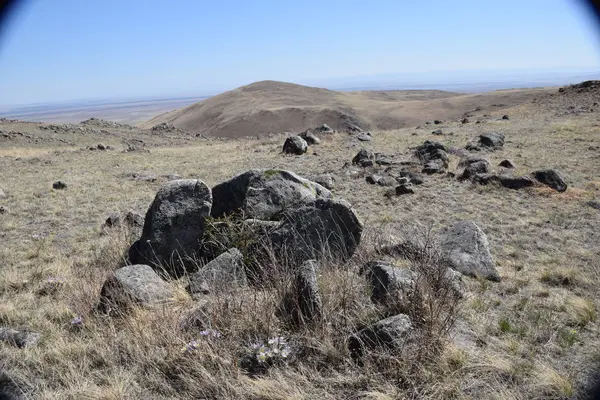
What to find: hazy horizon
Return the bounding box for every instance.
[0,66,598,109]
[0,67,597,125]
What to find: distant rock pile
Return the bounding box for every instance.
[150,122,189,134]
[80,117,133,130]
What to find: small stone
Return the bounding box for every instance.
[377,176,397,187]
[502,115,510,120]
[348,314,413,358]
[352,149,375,166]
[360,261,415,303]
[587,200,600,210]
[313,174,335,190]
[434,120,443,124]
[299,130,321,145]
[395,184,415,195]
[462,118,469,124]
[52,181,67,190]
[498,159,515,169]
[283,136,308,155]
[432,129,443,135]
[365,174,382,185]
[316,124,333,133]
[357,133,372,142]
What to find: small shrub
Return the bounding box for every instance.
[499,318,512,333]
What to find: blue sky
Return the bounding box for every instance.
[0,0,599,105]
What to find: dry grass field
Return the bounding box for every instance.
[1,83,600,399]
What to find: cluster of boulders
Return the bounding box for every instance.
[453,132,568,192]
[126,169,363,278]
[100,165,500,358]
[149,122,190,135]
[348,148,424,196]
[87,143,113,151]
[283,123,373,155]
[348,218,498,357]
[347,127,568,198]
[282,124,334,155]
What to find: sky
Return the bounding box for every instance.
[0,0,599,105]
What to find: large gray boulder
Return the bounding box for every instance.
[282,136,308,155]
[532,169,567,192]
[439,221,500,281]
[129,179,212,276]
[348,314,413,358]
[98,264,174,312]
[210,169,332,220]
[187,248,247,295]
[360,261,415,303]
[267,198,363,266]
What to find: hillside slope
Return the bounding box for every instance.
[140,80,554,137]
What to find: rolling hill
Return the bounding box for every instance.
[140,80,554,137]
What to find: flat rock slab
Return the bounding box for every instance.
[439,221,500,281]
[187,248,247,295]
[99,264,174,311]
